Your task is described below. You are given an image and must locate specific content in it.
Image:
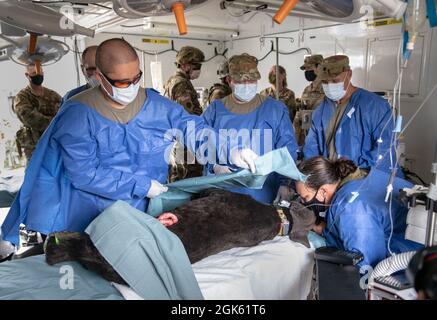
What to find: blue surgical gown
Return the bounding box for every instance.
[62,84,89,105]
[304,89,395,172]
[202,97,298,204]
[323,168,423,268]
[2,88,230,245]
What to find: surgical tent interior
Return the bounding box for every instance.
[1,0,437,301]
[0,150,320,299]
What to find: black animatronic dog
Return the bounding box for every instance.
[45,189,315,285]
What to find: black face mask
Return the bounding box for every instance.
[30,74,44,86]
[301,189,327,217]
[304,70,317,82]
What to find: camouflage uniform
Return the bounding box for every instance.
[207,83,232,105]
[294,54,325,146]
[164,46,205,115]
[228,54,261,82]
[164,71,203,116]
[14,86,61,160]
[259,87,297,121]
[164,46,205,182]
[260,65,297,122]
[207,60,232,105]
[300,79,325,111]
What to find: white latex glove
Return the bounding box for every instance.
[147,180,168,198]
[230,148,258,173]
[274,185,294,205]
[213,164,233,175]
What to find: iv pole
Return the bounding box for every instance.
[259,36,295,100]
[276,37,279,101]
[425,141,437,246]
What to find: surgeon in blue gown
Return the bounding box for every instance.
[295,156,422,268]
[303,55,397,173]
[1,39,258,245]
[203,53,298,204]
[62,45,99,103]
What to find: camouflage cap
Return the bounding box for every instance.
[176,46,205,65]
[317,55,351,81]
[217,60,229,78]
[228,53,261,81]
[300,54,324,70]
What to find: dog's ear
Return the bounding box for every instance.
[288,202,316,248]
[289,202,316,227]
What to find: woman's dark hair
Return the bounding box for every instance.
[268,65,287,87]
[298,156,357,190]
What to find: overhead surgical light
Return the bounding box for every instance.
[274,0,300,24]
[0,35,69,67]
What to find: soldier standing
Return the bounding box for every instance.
[294,54,325,146]
[260,65,297,122]
[164,46,205,182]
[206,60,232,105]
[14,64,61,161]
[203,54,298,205]
[164,46,205,115]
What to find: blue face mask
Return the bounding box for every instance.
[233,83,258,102]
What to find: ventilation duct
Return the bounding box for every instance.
[113,0,209,17]
[0,1,94,37]
[222,0,398,22]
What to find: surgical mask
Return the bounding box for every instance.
[30,74,44,86]
[190,69,201,80]
[102,82,140,106]
[86,75,100,88]
[322,79,350,102]
[304,70,317,82]
[233,83,257,102]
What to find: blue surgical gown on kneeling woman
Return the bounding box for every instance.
[202,97,298,204]
[323,168,423,268]
[2,88,228,245]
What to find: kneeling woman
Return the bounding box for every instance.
[295,156,422,268]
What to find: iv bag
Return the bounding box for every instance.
[405,0,427,49]
[150,61,163,93]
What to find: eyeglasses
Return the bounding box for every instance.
[100,70,143,88]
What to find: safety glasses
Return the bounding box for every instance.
[100,70,143,88]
